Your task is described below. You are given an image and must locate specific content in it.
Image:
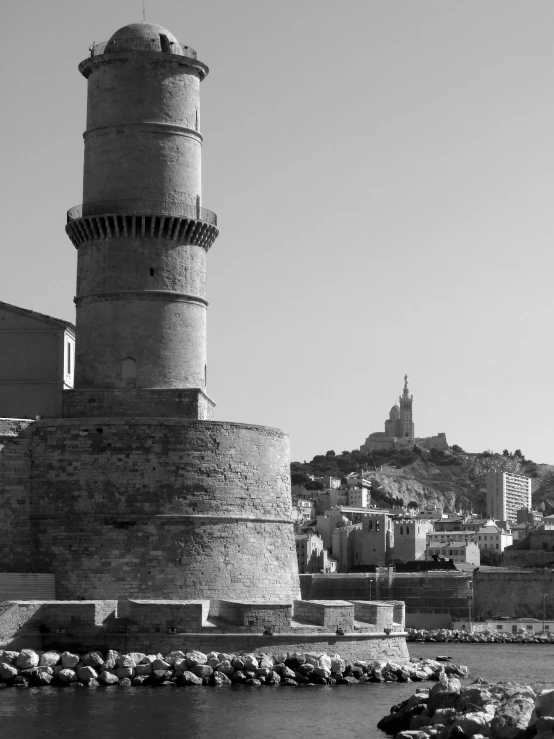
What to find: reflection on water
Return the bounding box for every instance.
[1,645,553,739]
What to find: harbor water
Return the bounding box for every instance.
[2,643,554,738]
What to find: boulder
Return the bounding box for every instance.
[152,658,170,671]
[342,676,359,685]
[117,655,137,669]
[331,657,346,674]
[39,651,61,667]
[454,711,494,737]
[37,666,54,676]
[535,717,554,739]
[77,666,98,683]
[490,695,534,739]
[313,666,331,679]
[173,658,187,673]
[281,665,296,680]
[151,670,173,685]
[255,667,271,679]
[102,651,119,671]
[213,672,232,686]
[185,651,207,668]
[0,662,19,681]
[285,653,305,669]
[245,678,262,686]
[218,660,234,676]
[207,657,220,669]
[12,675,29,687]
[230,670,246,684]
[0,651,18,665]
[135,663,153,676]
[428,673,462,711]
[120,678,132,687]
[282,678,299,686]
[267,671,281,685]
[116,667,134,679]
[232,657,245,670]
[178,671,203,686]
[535,689,554,719]
[131,676,150,686]
[243,655,259,671]
[61,651,80,669]
[125,652,146,664]
[259,655,274,670]
[36,671,54,686]
[98,671,120,686]
[81,652,103,668]
[16,649,39,669]
[58,668,78,683]
[164,651,185,666]
[377,712,412,735]
[140,655,158,665]
[192,664,213,679]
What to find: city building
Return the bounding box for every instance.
[486,470,532,523]
[517,508,543,526]
[426,541,480,566]
[475,521,513,553]
[295,531,330,573]
[393,518,434,563]
[0,302,75,419]
[427,530,477,548]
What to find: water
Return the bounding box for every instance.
[2,644,553,738]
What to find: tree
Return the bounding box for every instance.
[514,449,525,460]
[305,479,325,491]
[480,549,503,567]
[325,450,336,457]
[451,444,464,453]
[502,450,510,457]
[291,471,311,487]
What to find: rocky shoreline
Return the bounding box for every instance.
[378,674,554,738]
[0,648,467,688]
[408,628,554,644]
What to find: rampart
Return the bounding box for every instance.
[473,570,554,619]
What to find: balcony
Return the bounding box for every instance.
[65,199,218,250]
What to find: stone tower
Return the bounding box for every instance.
[7,22,301,603]
[397,374,414,438]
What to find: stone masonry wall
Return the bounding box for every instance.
[63,388,215,420]
[474,570,554,619]
[0,420,34,571]
[25,418,300,603]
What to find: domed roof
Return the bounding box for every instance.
[106,22,182,54]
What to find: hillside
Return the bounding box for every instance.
[291,447,554,515]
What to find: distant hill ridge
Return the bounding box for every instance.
[291,447,554,516]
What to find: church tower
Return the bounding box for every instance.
[397,374,414,438]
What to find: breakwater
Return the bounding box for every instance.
[408,628,554,644]
[0,648,467,688]
[377,674,554,738]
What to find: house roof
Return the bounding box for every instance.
[0,300,75,332]
[428,541,472,549]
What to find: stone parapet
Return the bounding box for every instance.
[213,601,292,632]
[294,600,354,631]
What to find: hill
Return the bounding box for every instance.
[291,447,554,515]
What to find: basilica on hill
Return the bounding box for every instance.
[360,376,449,453]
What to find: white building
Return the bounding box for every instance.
[475,520,513,553]
[426,540,480,566]
[486,470,531,523]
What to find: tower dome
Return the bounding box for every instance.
[105,22,184,55]
[389,404,400,419]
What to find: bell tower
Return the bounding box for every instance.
[64,23,218,419]
[398,374,415,438]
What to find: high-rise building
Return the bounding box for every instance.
[486,470,532,523]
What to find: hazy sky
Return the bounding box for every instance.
[1,1,553,463]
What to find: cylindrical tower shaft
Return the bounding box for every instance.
[64,24,218,419]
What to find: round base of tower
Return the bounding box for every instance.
[28,419,300,602]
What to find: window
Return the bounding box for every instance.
[121,357,137,380]
[67,342,71,375]
[496,625,503,630]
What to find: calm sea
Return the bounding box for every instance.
[2,643,554,739]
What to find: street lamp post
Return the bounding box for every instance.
[543,593,547,633]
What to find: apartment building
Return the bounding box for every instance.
[486,470,532,523]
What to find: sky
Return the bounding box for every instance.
[1,1,553,463]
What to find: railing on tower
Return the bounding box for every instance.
[88,39,197,59]
[67,200,217,226]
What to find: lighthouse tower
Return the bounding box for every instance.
[65,23,217,420]
[24,22,301,604]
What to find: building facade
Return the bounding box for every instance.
[426,541,480,566]
[0,302,75,419]
[486,470,532,523]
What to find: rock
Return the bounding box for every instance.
[458,685,495,711]
[535,717,554,739]
[230,670,246,684]
[58,668,78,683]
[131,676,150,686]
[342,676,359,685]
[192,664,213,679]
[16,649,39,669]
[139,655,158,665]
[124,652,146,664]
[37,666,54,676]
[259,655,274,670]
[152,658,170,671]
[207,657,220,669]
[535,689,554,719]
[0,663,19,681]
[377,712,412,735]
[102,650,119,670]
[173,658,187,673]
[383,671,398,682]
[243,654,259,671]
[313,666,331,678]
[245,678,261,686]
[267,671,281,685]
[212,672,232,686]
[185,651,207,668]
[281,665,296,680]
[255,667,271,679]
[152,670,173,685]
[119,677,132,687]
[117,655,137,669]
[298,663,315,677]
[432,708,457,725]
[81,652,104,668]
[115,667,134,679]
[217,660,234,676]
[293,671,308,684]
[12,675,29,687]
[61,651,80,669]
[282,678,298,686]
[285,653,305,669]
[454,711,494,737]
[177,671,203,686]
[0,651,18,665]
[98,671,120,685]
[490,695,534,739]
[428,673,462,711]
[77,666,98,683]
[36,671,54,686]
[331,657,346,673]
[231,657,245,670]
[135,663,153,676]
[39,651,61,667]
